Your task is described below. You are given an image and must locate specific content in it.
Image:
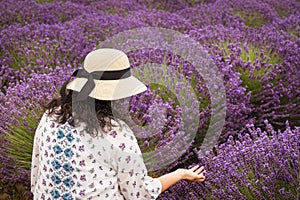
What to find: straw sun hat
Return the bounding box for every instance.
[66,48,147,101]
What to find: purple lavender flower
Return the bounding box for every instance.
[0,0,300,199]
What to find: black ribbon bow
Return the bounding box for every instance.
[60,68,131,102]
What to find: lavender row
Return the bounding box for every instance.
[0,0,299,198]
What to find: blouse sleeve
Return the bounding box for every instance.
[30,113,46,193]
[112,122,162,200]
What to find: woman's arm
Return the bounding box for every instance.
[156,165,206,193]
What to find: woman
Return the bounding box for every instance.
[31,48,206,200]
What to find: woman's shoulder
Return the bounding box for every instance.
[39,109,74,131]
[38,110,53,126]
[106,119,138,144]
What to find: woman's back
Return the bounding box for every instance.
[31,112,161,200]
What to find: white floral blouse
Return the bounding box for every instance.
[31,112,162,200]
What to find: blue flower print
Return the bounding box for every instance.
[64,148,74,158]
[50,189,60,199]
[62,192,73,200]
[63,163,74,172]
[63,177,75,188]
[51,174,62,185]
[57,129,65,139]
[53,145,63,154]
[51,160,61,170]
[66,133,74,142]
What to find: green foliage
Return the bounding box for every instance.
[275,8,289,18]
[286,27,300,39]
[220,41,282,66]
[244,46,282,66]
[240,161,297,199]
[134,55,206,109]
[6,40,60,70]
[35,0,55,4]
[6,111,42,171]
[237,185,257,199]
[8,49,22,70]
[233,10,267,28]
[219,41,282,97]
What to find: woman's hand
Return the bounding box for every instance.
[157,165,206,193]
[176,165,206,182]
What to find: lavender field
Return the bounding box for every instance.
[0,0,299,199]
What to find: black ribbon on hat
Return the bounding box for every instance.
[60,68,131,102]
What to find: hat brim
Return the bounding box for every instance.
[66,76,147,100]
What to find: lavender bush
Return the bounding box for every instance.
[158,121,300,200]
[0,0,299,199]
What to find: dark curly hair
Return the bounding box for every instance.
[45,83,117,137]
